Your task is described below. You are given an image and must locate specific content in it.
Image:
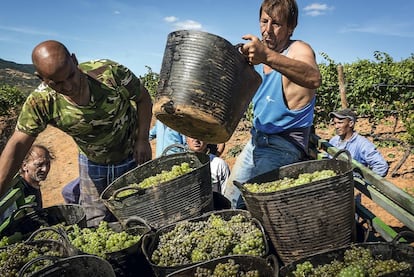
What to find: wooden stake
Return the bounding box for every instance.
[337,64,348,109]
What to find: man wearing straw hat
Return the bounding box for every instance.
[223,0,321,208]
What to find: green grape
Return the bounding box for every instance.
[244,170,337,193]
[0,241,62,276]
[194,259,260,277]
[0,236,9,247]
[114,162,194,198]
[291,246,411,277]
[151,214,266,267]
[338,264,365,277]
[65,221,141,258]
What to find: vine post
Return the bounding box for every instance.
[337,64,348,109]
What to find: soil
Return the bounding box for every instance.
[23,116,413,230]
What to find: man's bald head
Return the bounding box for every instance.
[31,40,72,78]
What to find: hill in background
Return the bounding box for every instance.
[0,58,38,93]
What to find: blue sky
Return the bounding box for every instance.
[1,0,413,77]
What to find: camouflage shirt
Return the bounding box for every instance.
[16,59,141,164]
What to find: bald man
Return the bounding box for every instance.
[0,40,152,226]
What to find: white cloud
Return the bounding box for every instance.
[164,16,203,31]
[114,10,121,15]
[164,16,178,23]
[303,3,333,17]
[172,20,202,30]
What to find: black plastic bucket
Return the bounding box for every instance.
[0,204,86,238]
[154,30,262,143]
[20,255,116,277]
[235,150,355,265]
[166,255,278,277]
[66,217,153,277]
[141,209,269,277]
[279,232,414,276]
[101,152,213,229]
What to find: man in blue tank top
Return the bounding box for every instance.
[223,0,322,208]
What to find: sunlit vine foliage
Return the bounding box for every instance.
[317,51,413,144]
[0,84,26,116]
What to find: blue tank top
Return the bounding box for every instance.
[252,64,315,134]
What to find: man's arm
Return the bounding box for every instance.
[0,130,36,196]
[241,35,321,89]
[134,83,153,165]
[362,143,389,177]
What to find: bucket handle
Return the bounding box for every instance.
[233,180,248,193]
[266,254,280,277]
[161,143,188,156]
[234,43,253,66]
[124,215,153,232]
[111,185,146,200]
[141,233,156,264]
[251,217,270,256]
[18,255,61,277]
[27,226,71,248]
[7,203,39,225]
[392,230,414,244]
[332,149,352,166]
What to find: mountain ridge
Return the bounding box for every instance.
[0,58,39,92]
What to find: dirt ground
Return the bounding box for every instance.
[34,116,413,229]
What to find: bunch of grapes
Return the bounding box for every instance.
[30,223,69,241]
[0,236,10,247]
[290,245,411,277]
[114,162,193,198]
[244,170,337,193]
[0,241,62,276]
[65,221,141,258]
[151,213,266,267]
[194,259,260,277]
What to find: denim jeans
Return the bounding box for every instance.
[223,129,303,208]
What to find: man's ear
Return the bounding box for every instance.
[349,120,355,128]
[71,53,79,66]
[34,71,43,81]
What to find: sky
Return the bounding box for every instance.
[1,0,413,77]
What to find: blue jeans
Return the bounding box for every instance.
[223,129,303,208]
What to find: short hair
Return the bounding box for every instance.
[20,144,54,173]
[260,0,298,29]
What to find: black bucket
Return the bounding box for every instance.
[0,204,86,238]
[101,152,213,229]
[1,230,76,276]
[154,30,262,143]
[67,217,153,277]
[279,232,414,276]
[19,255,116,277]
[166,255,278,277]
[141,209,269,277]
[234,150,355,265]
